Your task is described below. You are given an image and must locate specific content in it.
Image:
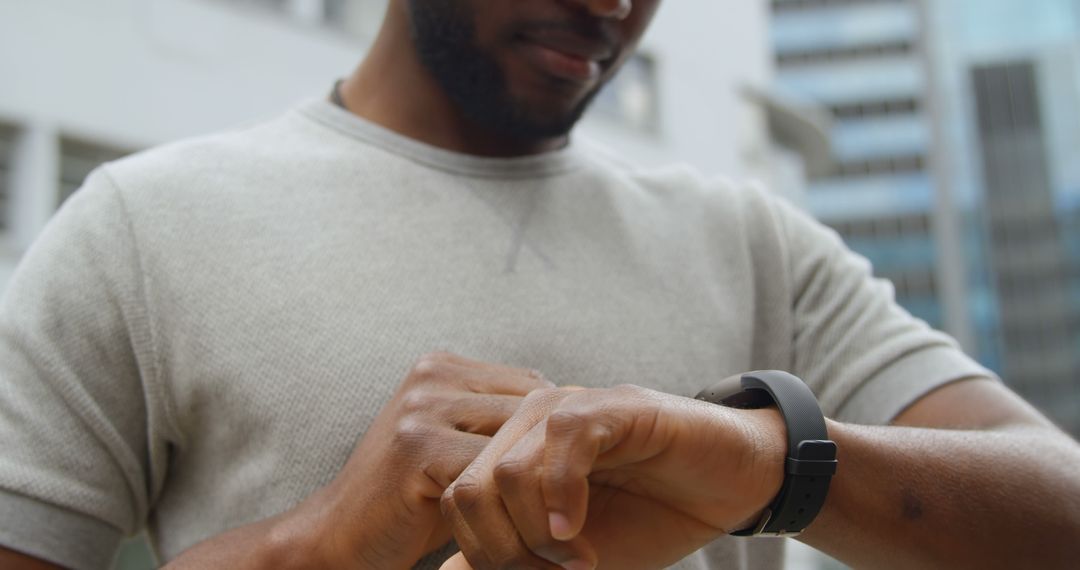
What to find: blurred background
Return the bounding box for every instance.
[1,0,1078,569]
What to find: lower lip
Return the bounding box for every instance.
[519,41,601,83]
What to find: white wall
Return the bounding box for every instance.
[0,0,366,148]
[0,0,373,277]
[582,0,774,179]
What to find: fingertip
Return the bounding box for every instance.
[549,511,576,541]
[439,552,472,570]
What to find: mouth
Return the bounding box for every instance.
[514,27,618,84]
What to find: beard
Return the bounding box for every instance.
[406,0,601,141]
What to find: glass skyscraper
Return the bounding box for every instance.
[771,0,944,330]
[770,0,1080,436]
[928,0,1080,434]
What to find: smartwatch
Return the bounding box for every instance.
[695,370,837,537]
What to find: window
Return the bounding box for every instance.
[827,97,920,120]
[58,137,133,207]
[880,267,937,298]
[776,40,914,68]
[826,212,939,307]
[829,212,932,241]
[830,153,926,178]
[771,0,909,14]
[972,60,1079,424]
[0,123,16,231]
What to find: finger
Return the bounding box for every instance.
[421,429,492,493]
[439,552,473,570]
[495,421,596,567]
[425,352,556,394]
[442,394,526,436]
[442,388,585,570]
[541,395,622,542]
[439,392,555,569]
[457,365,555,396]
[443,469,562,570]
[423,388,567,497]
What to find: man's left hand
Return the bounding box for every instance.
[438,384,788,570]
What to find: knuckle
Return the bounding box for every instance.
[527,368,556,389]
[522,387,560,405]
[612,382,647,395]
[391,417,434,452]
[399,390,438,415]
[492,457,532,488]
[449,474,484,515]
[610,383,657,405]
[438,485,457,517]
[410,352,450,381]
[547,408,589,434]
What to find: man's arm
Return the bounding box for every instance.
[798,376,1080,568]
[0,352,553,570]
[0,548,62,570]
[158,352,555,570]
[437,378,1080,570]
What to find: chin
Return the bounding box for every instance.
[500,89,598,138]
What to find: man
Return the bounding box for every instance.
[0,0,1077,568]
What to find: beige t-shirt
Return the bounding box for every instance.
[0,99,993,569]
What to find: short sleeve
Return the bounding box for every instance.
[770,196,997,425]
[0,169,158,569]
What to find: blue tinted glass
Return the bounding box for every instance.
[807,173,934,220]
[772,3,918,53]
[830,115,930,161]
[776,57,925,105]
[846,236,937,273]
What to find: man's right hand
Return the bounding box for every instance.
[309,352,554,568]
[162,351,553,570]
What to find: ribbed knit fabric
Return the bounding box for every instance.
[0,99,994,570]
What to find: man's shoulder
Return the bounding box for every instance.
[577,138,772,209]
[102,107,315,198]
[584,151,784,232]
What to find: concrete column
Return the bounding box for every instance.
[9,121,59,253]
[916,0,976,353]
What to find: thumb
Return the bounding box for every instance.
[439,552,473,570]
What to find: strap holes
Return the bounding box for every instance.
[798,508,805,514]
[804,494,811,499]
[809,477,816,483]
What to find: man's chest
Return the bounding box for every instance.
[144,187,775,550]
[157,185,764,430]
[164,232,758,437]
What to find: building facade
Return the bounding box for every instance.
[927,0,1080,435]
[770,0,952,336]
[770,0,1080,437]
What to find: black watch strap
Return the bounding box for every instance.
[695,370,837,537]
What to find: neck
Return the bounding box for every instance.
[337,6,568,158]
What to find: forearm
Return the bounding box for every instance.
[162,508,326,570]
[799,420,1080,568]
[162,483,366,570]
